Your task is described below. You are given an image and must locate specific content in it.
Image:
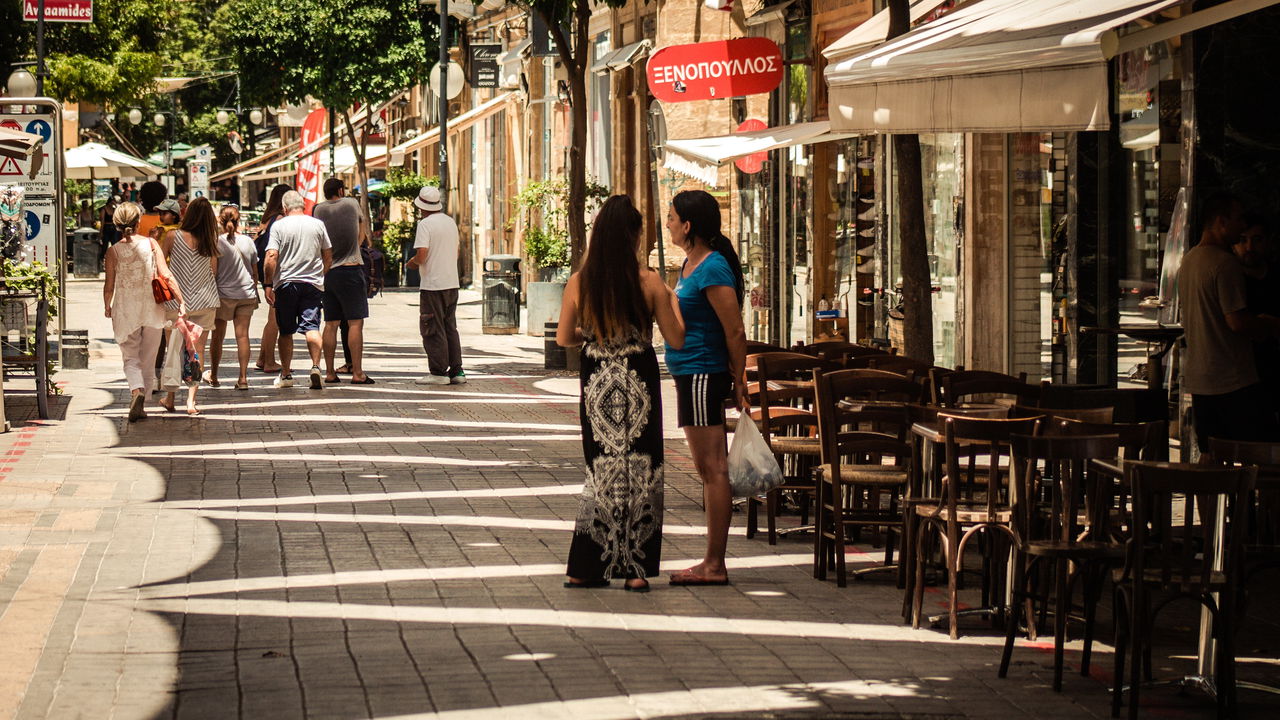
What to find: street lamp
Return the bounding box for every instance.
[5,67,37,97]
[127,108,143,125]
[129,106,177,172]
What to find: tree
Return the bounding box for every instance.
[222,0,433,217]
[516,0,626,269]
[888,0,933,364]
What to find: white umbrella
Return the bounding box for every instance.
[64,142,164,179]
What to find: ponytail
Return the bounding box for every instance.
[709,233,745,308]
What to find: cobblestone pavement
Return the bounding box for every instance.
[0,279,1277,719]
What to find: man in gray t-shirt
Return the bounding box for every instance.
[312,178,372,384]
[1178,193,1280,450]
[264,191,333,390]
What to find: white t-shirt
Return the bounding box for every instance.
[413,212,460,291]
[266,214,332,288]
[1178,243,1258,395]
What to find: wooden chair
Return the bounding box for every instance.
[749,353,840,544]
[910,415,1042,638]
[1208,438,1280,585]
[800,340,872,363]
[1011,404,1115,424]
[1038,384,1167,425]
[1112,461,1256,720]
[1000,433,1123,691]
[938,369,1040,408]
[812,369,919,586]
[1055,419,1168,540]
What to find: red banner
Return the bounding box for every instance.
[646,37,784,104]
[296,108,327,213]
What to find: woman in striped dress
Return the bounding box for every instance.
[162,197,220,416]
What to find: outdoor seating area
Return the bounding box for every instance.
[740,342,1280,718]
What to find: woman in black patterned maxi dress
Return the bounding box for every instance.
[555,195,685,592]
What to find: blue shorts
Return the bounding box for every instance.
[275,282,323,335]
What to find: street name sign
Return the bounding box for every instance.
[23,0,94,22]
[646,37,784,103]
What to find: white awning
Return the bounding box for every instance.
[209,140,299,182]
[662,121,857,187]
[821,0,953,64]
[382,93,513,164]
[321,144,387,175]
[824,0,1186,133]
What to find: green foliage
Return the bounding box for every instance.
[63,180,93,227]
[380,220,415,268]
[48,51,163,107]
[1,259,61,319]
[222,0,432,112]
[512,176,609,268]
[382,169,440,202]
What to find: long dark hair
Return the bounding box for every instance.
[219,205,241,242]
[672,189,744,306]
[179,197,220,257]
[262,183,292,225]
[579,195,649,342]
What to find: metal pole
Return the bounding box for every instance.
[36,0,46,96]
[328,108,337,181]
[439,0,449,209]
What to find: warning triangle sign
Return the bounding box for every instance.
[0,157,23,176]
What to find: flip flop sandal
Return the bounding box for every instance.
[563,579,610,589]
[669,572,729,587]
[234,381,249,391]
[335,364,352,374]
[324,376,342,384]
[350,376,376,384]
[623,580,651,593]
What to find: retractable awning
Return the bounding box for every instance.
[662,121,856,187]
[210,140,300,182]
[379,93,512,167]
[823,0,1197,133]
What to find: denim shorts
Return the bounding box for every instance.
[275,282,323,335]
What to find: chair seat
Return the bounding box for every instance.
[1112,567,1229,588]
[913,502,1012,522]
[816,463,907,486]
[770,437,822,455]
[1025,540,1124,559]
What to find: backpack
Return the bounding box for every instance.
[362,245,384,298]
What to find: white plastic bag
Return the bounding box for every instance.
[159,326,184,391]
[728,415,784,498]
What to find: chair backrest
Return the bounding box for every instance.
[813,367,925,405]
[1055,418,1166,461]
[1009,433,1122,548]
[1123,461,1256,595]
[800,340,871,362]
[1209,438,1280,546]
[755,353,835,445]
[848,353,937,375]
[814,370,912,470]
[940,370,1039,407]
[1011,404,1114,423]
[940,416,1042,520]
[1038,385,1167,424]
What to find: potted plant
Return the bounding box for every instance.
[513,176,607,335]
[381,169,439,287]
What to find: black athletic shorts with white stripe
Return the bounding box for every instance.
[673,372,733,427]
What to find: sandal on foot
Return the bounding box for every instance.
[128,394,146,422]
[234,381,249,391]
[623,579,651,593]
[563,579,610,589]
[324,376,342,383]
[669,570,729,586]
[335,364,352,374]
[350,376,375,385]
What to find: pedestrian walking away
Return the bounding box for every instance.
[207,205,260,390]
[263,190,333,390]
[160,197,221,416]
[254,184,292,375]
[557,195,685,593]
[408,185,464,385]
[102,202,185,422]
[663,189,749,587]
[313,177,373,384]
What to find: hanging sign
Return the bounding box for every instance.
[646,37,784,103]
[470,44,502,88]
[296,108,327,213]
[734,119,768,174]
[23,0,93,22]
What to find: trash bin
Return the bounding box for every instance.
[71,227,101,278]
[482,254,521,334]
[544,322,566,369]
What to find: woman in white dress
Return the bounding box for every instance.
[103,202,186,422]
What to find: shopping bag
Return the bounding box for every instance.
[160,327,184,390]
[727,414,784,498]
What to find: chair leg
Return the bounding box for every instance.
[947,528,961,640]
[1128,596,1144,720]
[746,496,759,539]
[813,479,827,580]
[766,489,779,546]
[1111,587,1128,718]
[1081,564,1101,678]
[833,484,848,588]
[900,512,917,618]
[1053,558,1069,691]
[912,522,929,629]
[999,551,1026,678]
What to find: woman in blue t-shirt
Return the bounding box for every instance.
[664,189,748,586]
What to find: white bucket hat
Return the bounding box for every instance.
[414,186,443,212]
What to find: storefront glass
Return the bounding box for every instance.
[833,137,878,343]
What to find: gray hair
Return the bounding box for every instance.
[282,191,305,211]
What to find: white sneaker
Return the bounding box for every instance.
[309,366,323,390]
[450,372,467,385]
[274,373,294,388]
[415,374,452,385]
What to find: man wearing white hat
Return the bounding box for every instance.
[407,186,464,384]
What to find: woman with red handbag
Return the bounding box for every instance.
[103,202,186,422]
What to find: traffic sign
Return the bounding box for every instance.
[0,113,56,196]
[22,196,58,269]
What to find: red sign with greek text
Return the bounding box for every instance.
[646,37,783,103]
[23,0,93,23]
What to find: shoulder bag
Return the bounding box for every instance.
[150,238,177,304]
